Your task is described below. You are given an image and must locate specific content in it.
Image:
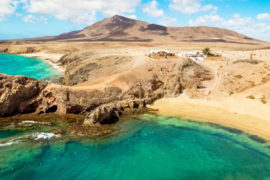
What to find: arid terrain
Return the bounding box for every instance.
[1,15,270,139]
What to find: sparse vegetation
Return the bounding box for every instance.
[260,95,267,104]
[202,48,211,56]
[246,95,255,100]
[234,74,243,79]
[261,77,267,83]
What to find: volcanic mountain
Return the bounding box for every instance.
[34,15,263,44]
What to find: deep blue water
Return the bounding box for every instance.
[1,115,270,180]
[0,54,61,80]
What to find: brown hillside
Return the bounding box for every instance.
[22,15,265,44]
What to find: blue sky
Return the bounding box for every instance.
[1,0,270,41]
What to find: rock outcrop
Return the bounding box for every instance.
[0,73,123,117]
[84,59,213,125]
[40,86,123,115]
[0,46,38,54]
[0,73,48,116]
[84,99,148,125]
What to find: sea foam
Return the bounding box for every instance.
[32,133,61,140]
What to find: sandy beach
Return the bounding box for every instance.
[20,52,65,73]
[149,93,270,140]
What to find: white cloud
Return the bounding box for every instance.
[22,14,48,24]
[189,14,270,41]
[169,0,217,14]
[21,0,141,24]
[257,13,270,21]
[142,0,164,17]
[189,14,223,26]
[0,0,18,21]
[220,14,270,37]
[158,16,177,26]
[125,14,137,19]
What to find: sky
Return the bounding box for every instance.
[1,0,270,41]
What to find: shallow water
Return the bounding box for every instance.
[1,115,270,180]
[0,130,23,140]
[0,54,61,80]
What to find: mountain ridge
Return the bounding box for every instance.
[23,15,265,44]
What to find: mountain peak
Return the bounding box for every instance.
[109,15,136,25]
[111,15,132,20]
[37,15,262,44]
[111,15,125,19]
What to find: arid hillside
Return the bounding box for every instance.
[20,15,265,45]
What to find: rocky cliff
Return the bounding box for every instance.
[0,74,48,116]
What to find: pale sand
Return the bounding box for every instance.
[149,93,270,140]
[20,52,65,73]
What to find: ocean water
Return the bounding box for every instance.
[1,115,270,180]
[0,54,61,80]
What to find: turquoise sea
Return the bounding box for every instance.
[1,115,270,180]
[0,54,61,80]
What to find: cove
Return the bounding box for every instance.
[1,115,270,180]
[0,54,61,80]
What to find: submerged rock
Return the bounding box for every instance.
[67,123,118,137]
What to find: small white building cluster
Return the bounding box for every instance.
[176,51,207,62]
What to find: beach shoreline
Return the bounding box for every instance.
[149,94,270,141]
[20,52,65,73]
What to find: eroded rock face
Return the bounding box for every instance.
[0,73,125,117]
[84,99,148,125]
[39,86,123,115]
[0,46,38,54]
[84,59,213,125]
[61,54,134,85]
[0,73,48,116]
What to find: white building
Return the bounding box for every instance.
[176,51,207,62]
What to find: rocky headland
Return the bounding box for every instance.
[0,53,213,128]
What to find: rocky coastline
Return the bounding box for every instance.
[0,50,213,135]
